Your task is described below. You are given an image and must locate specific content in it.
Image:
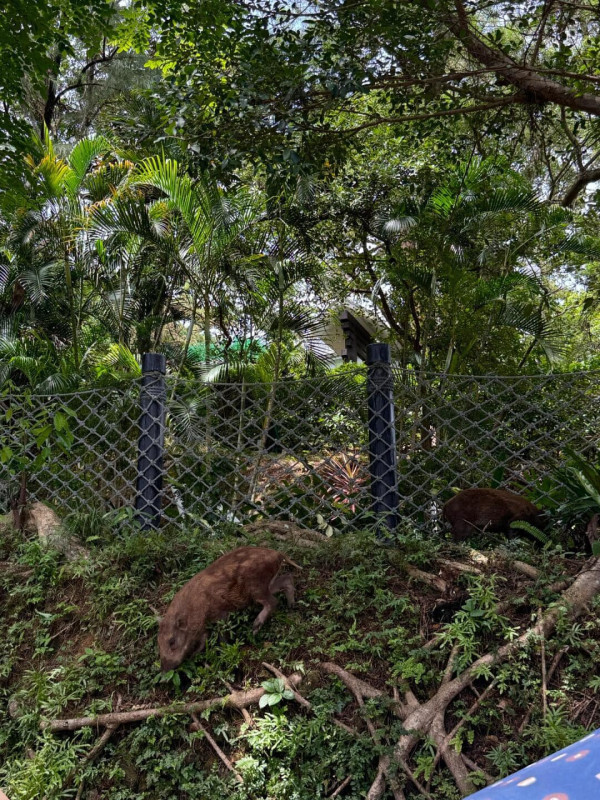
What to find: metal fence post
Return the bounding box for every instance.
[135,353,166,530]
[367,343,399,535]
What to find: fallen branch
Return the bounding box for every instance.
[273,533,320,549]
[244,520,328,546]
[437,558,483,575]
[223,680,254,727]
[445,678,497,754]
[461,754,494,784]
[191,714,243,783]
[85,724,119,761]
[42,674,303,732]
[466,549,540,580]
[405,564,448,593]
[540,607,548,719]
[70,723,119,800]
[398,755,434,800]
[328,775,352,798]
[512,560,540,580]
[466,549,489,566]
[518,645,569,733]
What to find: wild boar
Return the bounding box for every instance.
[443,488,544,541]
[158,546,300,671]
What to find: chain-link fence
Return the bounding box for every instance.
[393,368,600,530]
[1,353,599,535]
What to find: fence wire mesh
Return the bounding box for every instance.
[393,368,600,531]
[1,366,598,534]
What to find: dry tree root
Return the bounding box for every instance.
[437,558,483,575]
[43,554,600,798]
[466,548,540,580]
[322,557,600,799]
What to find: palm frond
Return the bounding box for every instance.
[93,343,141,383]
[65,136,111,196]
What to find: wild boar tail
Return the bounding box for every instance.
[282,555,302,570]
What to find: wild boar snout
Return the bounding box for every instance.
[160,654,181,672]
[158,614,194,672]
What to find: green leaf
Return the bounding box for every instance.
[56,431,74,451]
[261,678,284,694]
[53,411,67,431]
[34,424,53,448]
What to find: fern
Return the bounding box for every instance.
[509,519,550,544]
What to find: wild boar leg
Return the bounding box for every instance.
[252,594,278,633]
[269,572,295,607]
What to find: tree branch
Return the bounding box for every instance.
[562,168,600,206]
[190,714,243,783]
[42,674,304,732]
[81,46,119,74]
[448,0,600,117]
[310,96,523,135]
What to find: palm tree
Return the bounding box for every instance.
[0,131,116,390]
[130,155,261,366]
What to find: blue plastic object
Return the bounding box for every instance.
[467,728,600,799]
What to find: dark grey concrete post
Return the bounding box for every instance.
[135,353,166,529]
[366,343,399,535]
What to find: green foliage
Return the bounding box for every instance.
[0,734,87,800]
[0,396,76,487]
[438,574,515,672]
[4,0,600,791]
[535,450,600,544]
[258,678,295,708]
[509,520,550,545]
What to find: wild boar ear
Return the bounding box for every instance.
[175,616,187,631]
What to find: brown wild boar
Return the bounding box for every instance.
[158,546,300,671]
[443,488,544,541]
